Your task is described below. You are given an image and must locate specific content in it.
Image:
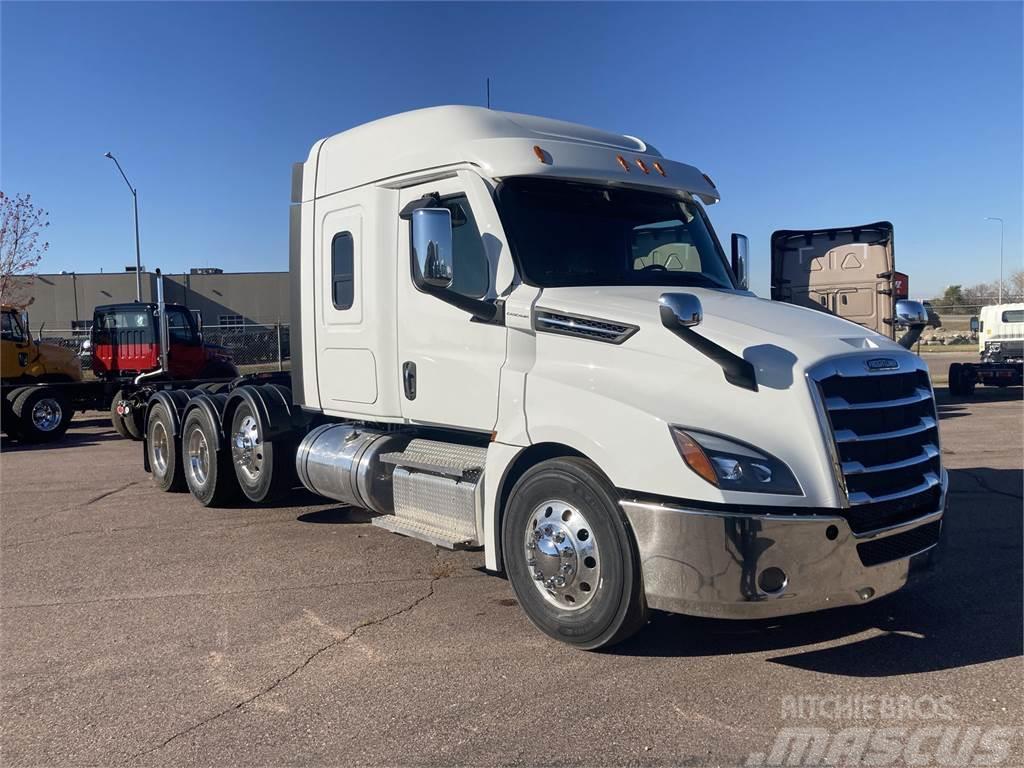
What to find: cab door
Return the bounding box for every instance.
[396,172,508,432]
[1,310,32,379]
[165,306,206,378]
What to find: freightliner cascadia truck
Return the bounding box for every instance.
[141,107,944,649]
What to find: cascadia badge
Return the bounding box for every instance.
[865,357,900,371]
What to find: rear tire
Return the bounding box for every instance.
[229,401,292,503]
[111,389,145,440]
[182,408,239,507]
[12,387,73,443]
[147,402,185,492]
[501,457,647,650]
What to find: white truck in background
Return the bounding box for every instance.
[949,303,1024,395]
[142,107,946,649]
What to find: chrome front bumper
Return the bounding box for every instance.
[620,470,947,620]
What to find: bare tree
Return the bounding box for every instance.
[0,191,49,307]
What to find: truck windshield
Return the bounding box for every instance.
[495,177,734,290]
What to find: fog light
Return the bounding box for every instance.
[758,567,788,594]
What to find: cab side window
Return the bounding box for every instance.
[166,308,198,344]
[442,195,489,298]
[1,312,17,341]
[332,232,355,310]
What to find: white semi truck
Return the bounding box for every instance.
[142,107,946,649]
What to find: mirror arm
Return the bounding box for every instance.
[421,283,500,323]
[662,318,758,391]
[411,256,501,323]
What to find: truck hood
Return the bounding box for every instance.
[536,285,903,371]
[524,285,912,508]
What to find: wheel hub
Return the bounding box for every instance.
[151,421,169,475]
[232,415,262,481]
[31,398,62,431]
[524,500,601,610]
[187,427,210,486]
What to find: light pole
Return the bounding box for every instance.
[104,152,142,302]
[985,216,1004,304]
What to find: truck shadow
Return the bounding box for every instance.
[0,424,126,452]
[934,385,1023,407]
[614,467,1023,675]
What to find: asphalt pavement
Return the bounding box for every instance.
[2,372,1021,766]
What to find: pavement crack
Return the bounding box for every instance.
[85,481,138,506]
[3,570,479,610]
[125,575,441,763]
[23,481,138,526]
[955,469,1023,500]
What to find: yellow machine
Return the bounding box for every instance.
[2,304,82,441]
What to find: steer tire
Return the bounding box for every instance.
[501,457,648,650]
[2,388,28,439]
[229,401,292,504]
[948,363,963,396]
[12,387,73,443]
[182,408,239,507]
[147,402,186,492]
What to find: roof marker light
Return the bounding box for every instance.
[533,145,551,164]
[652,161,667,177]
[635,159,650,174]
[616,155,631,172]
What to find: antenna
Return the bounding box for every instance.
[486,77,491,109]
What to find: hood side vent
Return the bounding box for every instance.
[534,308,638,344]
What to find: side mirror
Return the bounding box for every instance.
[659,292,703,329]
[730,233,749,291]
[411,208,454,290]
[894,299,928,328]
[970,317,980,333]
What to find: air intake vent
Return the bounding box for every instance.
[534,308,638,344]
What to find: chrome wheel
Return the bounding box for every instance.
[232,414,262,483]
[151,420,169,475]
[186,426,210,487]
[524,499,601,610]
[31,398,63,432]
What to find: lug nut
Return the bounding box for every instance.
[554,531,566,543]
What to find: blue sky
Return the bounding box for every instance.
[2,1,1021,299]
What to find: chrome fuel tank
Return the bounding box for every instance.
[295,424,410,514]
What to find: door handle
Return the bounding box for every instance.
[403,361,416,400]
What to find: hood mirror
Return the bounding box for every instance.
[659,292,703,329]
[894,299,927,328]
[894,299,928,350]
[730,233,749,291]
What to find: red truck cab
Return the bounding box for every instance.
[91,302,237,381]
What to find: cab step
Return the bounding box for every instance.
[373,440,487,549]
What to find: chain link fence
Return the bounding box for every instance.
[39,324,291,373]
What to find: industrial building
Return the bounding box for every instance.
[10,269,290,331]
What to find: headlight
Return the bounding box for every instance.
[669,426,802,495]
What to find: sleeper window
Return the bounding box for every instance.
[332,232,355,310]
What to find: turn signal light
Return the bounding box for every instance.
[670,429,719,487]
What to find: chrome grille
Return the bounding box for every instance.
[812,360,942,536]
[534,308,638,344]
